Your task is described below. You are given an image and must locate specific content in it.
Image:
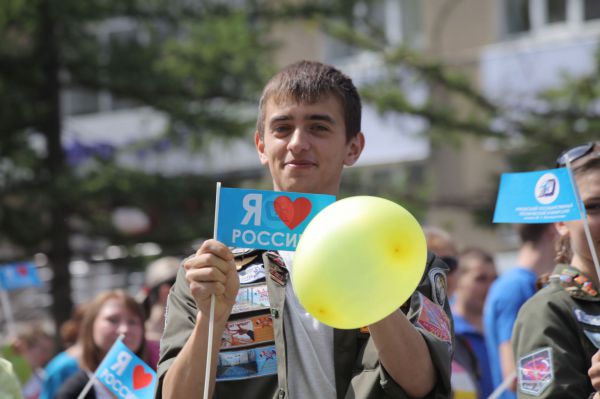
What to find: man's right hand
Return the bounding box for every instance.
[589,350,600,398]
[183,239,240,323]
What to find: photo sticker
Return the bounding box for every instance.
[216,345,277,381]
[221,315,274,349]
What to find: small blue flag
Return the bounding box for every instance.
[95,338,156,399]
[0,262,42,291]
[216,187,336,251]
[493,168,584,224]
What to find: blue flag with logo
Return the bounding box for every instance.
[95,339,156,399]
[493,168,584,223]
[216,187,336,251]
[0,262,42,291]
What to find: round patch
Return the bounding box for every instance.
[428,268,447,308]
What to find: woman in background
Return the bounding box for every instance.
[56,290,146,399]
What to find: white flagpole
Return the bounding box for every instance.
[565,160,600,280]
[486,372,516,399]
[77,334,125,399]
[0,288,16,338]
[203,182,221,399]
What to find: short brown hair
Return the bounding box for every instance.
[60,303,88,348]
[516,224,553,245]
[458,247,495,275]
[79,290,146,371]
[256,60,361,142]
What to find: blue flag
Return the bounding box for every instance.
[0,262,42,291]
[216,187,336,251]
[95,339,156,399]
[493,168,584,223]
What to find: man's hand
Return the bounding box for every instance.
[183,239,240,323]
[588,350,600,396]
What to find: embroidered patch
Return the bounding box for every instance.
[518,347,553,396]
[428,268,447,307]
[584,330,600,349]
[413,292,451,343]
[232,283,270,314]
[553,267,600,299]
[221,314,274,349]
[574,308,600,326]
[216,345,277,381]
[266,251,288,286]
[238,263,266,284]
[269,267,287,286]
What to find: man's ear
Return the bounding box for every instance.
[255,131,268,165]
[344,132,365,166]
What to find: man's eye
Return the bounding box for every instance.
[273,125,291,134]
[311,124,329,132]
[585,202,600,213]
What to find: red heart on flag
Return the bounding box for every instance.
[132,365,153,390]
[16,265,28,277]
[274,196,312,230]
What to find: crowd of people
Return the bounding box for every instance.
[1,60,599,399]
[0,256,178,399]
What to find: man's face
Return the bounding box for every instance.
[557,169,600,268]
[456,258,497,315]
[255,94,364,195]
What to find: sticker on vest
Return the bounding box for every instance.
[238,263,266,284]
[221,315,274,350]
[574,308,600,326]
[451,361,477,398]
[584,329,600,349]
[518,347,553,396]
[232,283,270,314]
[413,292,451,343]
[216,345,277,381]
[428,268,447,307]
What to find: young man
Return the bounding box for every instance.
[156,61,452,399]
[483,224,557,399]
[452,248,497,398]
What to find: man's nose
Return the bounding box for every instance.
[288,128,310,152]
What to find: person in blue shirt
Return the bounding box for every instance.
[452,247,497,398]
[483,224,557,399]
[40,350,80,399]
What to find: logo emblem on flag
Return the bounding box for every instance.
[535,173,559,204]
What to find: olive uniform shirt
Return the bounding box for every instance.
[513,264,600,399]
[156,249,453,399]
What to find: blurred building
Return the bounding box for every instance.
[421,0,600,263]
[60,0,600,266]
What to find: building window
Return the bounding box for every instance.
[584,0,600,21]
[504,0,530,34]
[501,0,600,40]
[325,0,421,63]
[546,0,567,24]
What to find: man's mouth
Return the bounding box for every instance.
[285,160,316,168]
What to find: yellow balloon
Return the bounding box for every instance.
[292,196,427,329]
